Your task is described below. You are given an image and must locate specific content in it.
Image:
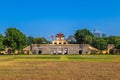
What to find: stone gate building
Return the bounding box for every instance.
[29,33,98,54]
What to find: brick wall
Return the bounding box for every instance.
[31,44,90,54]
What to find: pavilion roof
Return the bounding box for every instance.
[56,33,65,38]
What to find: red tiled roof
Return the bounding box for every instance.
[56,33,64,38]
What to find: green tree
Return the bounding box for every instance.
[34,37,49,44]
[26,36,34,45]
[4,28,26,51]
[84,35,93,44]
[0,34,5,51]
[116,42,120,49]
[92,37,108,50]
[75,29,94,44]
[67,35,76,44]
[108,36,120,49]
[108,36,117,44]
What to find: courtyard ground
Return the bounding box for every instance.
[0,55,120,80]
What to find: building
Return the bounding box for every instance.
[30,33,98,54]
[52,33,68,45]
[0,47,12,55]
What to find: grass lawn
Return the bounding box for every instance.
[0,55,120,80]
[0,55,120,62]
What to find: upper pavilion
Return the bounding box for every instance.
[52,33,68,45]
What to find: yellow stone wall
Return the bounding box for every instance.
[52,40,68,44]
[52,36,68,45]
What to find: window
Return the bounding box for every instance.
[54,42,57,44]
[59,42,61,44]
[64,42,66,44]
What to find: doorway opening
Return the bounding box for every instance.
[79,50,82,54]
[64,48,68,54]
[38,50,42,54]
[8,49,12,54]
[53,51,56,55]
[109,49,114,54]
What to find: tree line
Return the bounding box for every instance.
[74,29,120,50]
[0,28,49,52]
[0,28,120,52]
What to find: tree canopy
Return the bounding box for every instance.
[0,27,120,52]
[33,37,49,44]
[4,28,26,51]
[0,34,5,51]
[75,29,108,50]
[67,35,76,44]
[26,36,50,45]
[92,37,108,50]
[75,29,94,44]
[108,36,120,49]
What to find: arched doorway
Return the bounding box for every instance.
[8,49,12,54]
[53,50,56,55]
[79,50,82,54]
[38,50,42,54]
[109,49,114,54]
[52,48,57,55]
[64,48,68,55]
[64,50,68,54]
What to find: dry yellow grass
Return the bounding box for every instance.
[0,61,120,80]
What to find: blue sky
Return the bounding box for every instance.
[0,0,120,39]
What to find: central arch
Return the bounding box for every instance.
[38,50,42,54]
[79,50,82,54]
[64,48,68,55]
